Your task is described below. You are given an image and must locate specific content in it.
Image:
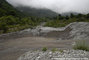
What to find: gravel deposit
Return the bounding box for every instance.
[18,50,89,60]
[39,22,89,40]
[0,22,89,40]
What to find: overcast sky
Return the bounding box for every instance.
[6,0,89,14]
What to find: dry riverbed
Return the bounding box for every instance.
[0,22,89,60]
[0,36,74,60]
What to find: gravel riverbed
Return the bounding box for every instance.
[18,50,89,60]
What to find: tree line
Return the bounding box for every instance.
[44,13,89,28]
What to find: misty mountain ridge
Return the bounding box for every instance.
[15,6,58,17]
[61,12,79,16]
[15,6,80,17]
[4,0,79,18]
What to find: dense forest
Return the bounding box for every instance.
[0,0,89,34]
[0,0,47,34]
[44,14,89,27]
[16,6,58,17]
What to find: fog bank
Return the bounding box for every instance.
[6,0,89,14]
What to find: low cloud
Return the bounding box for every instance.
[6,0,89,14]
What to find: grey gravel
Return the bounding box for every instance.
[18,50,89,60]
[0,22,89,40]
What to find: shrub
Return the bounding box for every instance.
[42,47,47,52]
[59,49,64,53]
[51,48,58,52]
[73,40,89,51]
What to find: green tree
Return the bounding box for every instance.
[0,23,8,33]
[76,14,83,18]
[70,13,75,18]
[65,15,69,20]
[0,16,18,25]
[86,14,89,19]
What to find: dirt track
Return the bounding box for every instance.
[0,36,74,60]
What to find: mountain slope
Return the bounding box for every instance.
[16,6,58,17]
[0,0,25,17]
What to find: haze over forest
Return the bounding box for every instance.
[7,0,89,14]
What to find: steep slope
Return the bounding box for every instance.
[0,0,25,17]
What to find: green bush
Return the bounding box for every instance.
[73,40,89,51]
[59,49,64,53]
[42,47,47,52]
[51,48,58,52]
[44,20,69,28]
[0,15,46,34]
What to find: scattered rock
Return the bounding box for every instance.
[18,50,89,60]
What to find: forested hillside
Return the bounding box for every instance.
[0,0,46,34]
[16,6,58,17]
[0,0,25,17]
[0,0,89,34]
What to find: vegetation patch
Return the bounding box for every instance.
[42,47,47,52]
[59,49,64,53]
[73,40,89,51]
[45,14,89,28]
[51,48,58,52]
